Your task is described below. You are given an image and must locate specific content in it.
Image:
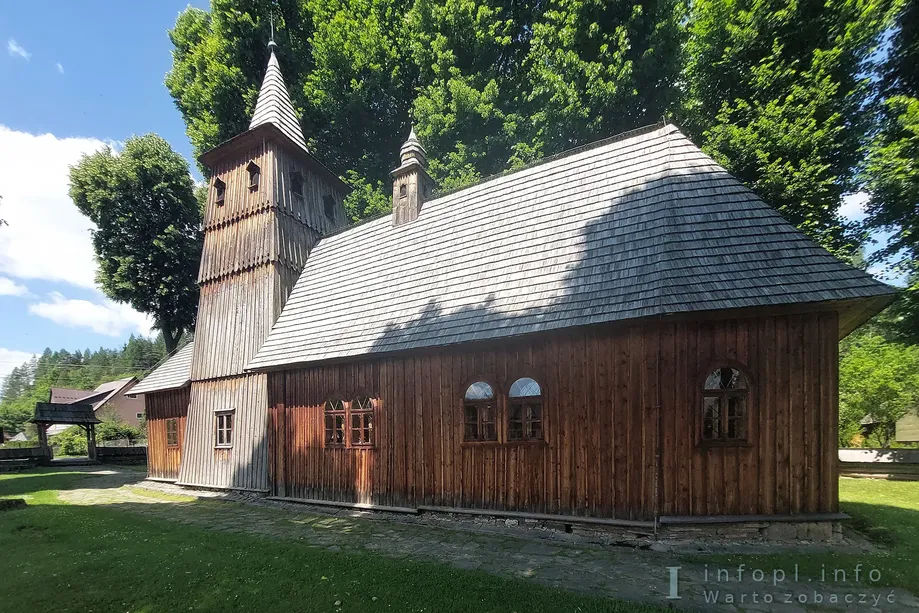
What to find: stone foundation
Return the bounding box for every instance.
[139,478,847,549]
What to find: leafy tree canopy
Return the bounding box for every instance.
[681,0,892,257]
[839,332,919,447]
[864,0,919,343]
[69,134,202,352]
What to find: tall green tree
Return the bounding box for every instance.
[303,0,417,212]
[864,0,919,343]
[165,1,315,171]
[167,0,412,216]
[408,0,541,190]
[69,135,202,352]
[682,0,891,256]
[839,333,919,446]
[525,0,685,156]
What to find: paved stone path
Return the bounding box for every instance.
[55,467,919,612]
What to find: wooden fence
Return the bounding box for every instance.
[839,448,919,480]
[0,447,49,461]
[96,446,147,464]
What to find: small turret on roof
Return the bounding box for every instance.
[391,125,435,226]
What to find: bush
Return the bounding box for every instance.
[52,426,88,456]
[0,440,37,449]
[97,419,143,445]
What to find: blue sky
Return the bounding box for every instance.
[0,0,903,384]
[0,1,206,379]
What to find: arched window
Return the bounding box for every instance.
[508,378,543,441]
[702,367,749,443]
[463,381,497,442]
[350,396,374,446]
[324,397,346,447]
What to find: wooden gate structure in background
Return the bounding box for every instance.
[31,402,100,461]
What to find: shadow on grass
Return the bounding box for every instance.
[843,499,919,549]
[0,499,664,613]
[0,469,135,498]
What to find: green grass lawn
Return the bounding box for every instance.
[697,478,919,594]
[0,469,662,613]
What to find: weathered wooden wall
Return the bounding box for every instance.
[182,134,351,490]
[658,311,839,516]
[178,374,269,492]
[267,311,839,519]
[145,387,189,481]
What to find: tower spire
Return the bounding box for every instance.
[249,31,308,151]
[391,124,434,225]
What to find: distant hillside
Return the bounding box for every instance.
[0,335,167,437]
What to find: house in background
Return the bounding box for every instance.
[897,412,919,444]
[45,377,145,436]
[135,38,896,527]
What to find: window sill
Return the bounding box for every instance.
[505,440,548,447]
[462,440,501,447]
[698,440,753,449]
[215,445,233,450]
[323,445,376,450]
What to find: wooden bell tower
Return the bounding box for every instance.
[177,39,349,491]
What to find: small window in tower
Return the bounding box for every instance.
[399,183,407,198]
[323,194,336,220]
[247,161,260,190]
[290,170,304,199]
[214,177,226,207]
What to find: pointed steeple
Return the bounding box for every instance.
[249,41,308,152]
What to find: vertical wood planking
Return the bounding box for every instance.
[145,387,190,480]
[264,311,840,519]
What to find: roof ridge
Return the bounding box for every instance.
[323,122,673,240]
[435,122,669,200]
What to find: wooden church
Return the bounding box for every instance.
[132,39,895,525]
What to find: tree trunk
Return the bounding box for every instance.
[161,324,182,353]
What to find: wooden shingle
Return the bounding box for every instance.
[131,343,195,394]
[247,124,895,370]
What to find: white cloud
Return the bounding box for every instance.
[0,276,29,296]
[0,126,106,288]
[0,348,36,383]
[840,192,869,222]
[28,291,155,337]
[56,62,64,74]
[7,39,30,60]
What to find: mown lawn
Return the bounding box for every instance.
[0,469,662,613]
[698,477,919,594]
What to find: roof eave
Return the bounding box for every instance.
[128,379,190,396]
[199,123,350,194]
[246,291,899,373]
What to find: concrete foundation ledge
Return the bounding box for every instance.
[659,512,849,525]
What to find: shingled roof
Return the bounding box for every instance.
[247,123,895,370]
[131,342,194,395]
[248,43,308,152]
[32,403,99,425]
